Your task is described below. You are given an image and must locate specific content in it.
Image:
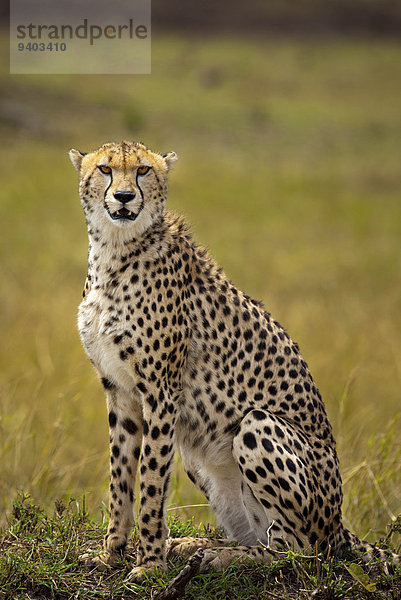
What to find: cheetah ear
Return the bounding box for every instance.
[69,149,87,173]
[162,151,178,172]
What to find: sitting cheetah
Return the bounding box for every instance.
[69,141,399,579]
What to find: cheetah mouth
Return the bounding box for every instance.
[108,207,139,222]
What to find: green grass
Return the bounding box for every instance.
[0,31,400,561]
[0,494,400,600]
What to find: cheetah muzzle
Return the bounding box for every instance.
[70,140,400,581]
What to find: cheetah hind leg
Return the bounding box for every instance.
[232,409,335,551]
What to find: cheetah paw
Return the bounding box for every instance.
[167,537,227,559]
[198,548,242,573]
[199,549,225,572]
[126,563,164,583]
[126,565,148,583]
[167,537,205,559]
[79,550,119,570]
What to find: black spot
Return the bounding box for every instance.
[143,444,151,457]
[245,469,257,483]
[122,418,138,435]
[252,410,266,420]
[262,438,274,453]
[263,484,277,497]
[151,426,160,440]
[137,381,147,393]
[256,466,267,478]
[286,458,296,473]
[102,378,116,390]
[278,477,290,491]
[161,445,169,456]
[263,458,274,473]
[108,411,117,427]
[161,423,170,435]
[243,432,257,450]
[261,498,271,509]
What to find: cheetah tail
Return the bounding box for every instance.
[338,527,400,569]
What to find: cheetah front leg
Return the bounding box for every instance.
[128,385,176,581]
[81,382,143,568]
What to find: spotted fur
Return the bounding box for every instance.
[70,141,399,578]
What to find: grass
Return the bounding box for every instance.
[0,494,400,600]
[0,31,400,594]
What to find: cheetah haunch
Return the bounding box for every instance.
[70,141,399,579]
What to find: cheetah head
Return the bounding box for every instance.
[69,141,177,241]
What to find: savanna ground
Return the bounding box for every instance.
[0,32,400,598]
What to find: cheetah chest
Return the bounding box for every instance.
[78,289,137,392]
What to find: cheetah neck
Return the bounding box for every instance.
[86,211,185,281]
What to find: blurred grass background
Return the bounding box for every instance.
[0,21,400,544]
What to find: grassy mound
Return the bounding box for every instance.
[1,494,400,599]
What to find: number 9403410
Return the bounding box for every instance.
[18,42,67,51]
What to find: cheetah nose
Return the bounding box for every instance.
[114,191,135,203]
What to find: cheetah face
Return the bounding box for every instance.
[69,141,177,240]
[97,161,150,225]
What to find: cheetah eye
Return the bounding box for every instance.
[137,165,151,176]
[98,165,112,175]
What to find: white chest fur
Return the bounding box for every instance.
[78,288,136,392]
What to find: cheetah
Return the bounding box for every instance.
[69,140,399,579]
